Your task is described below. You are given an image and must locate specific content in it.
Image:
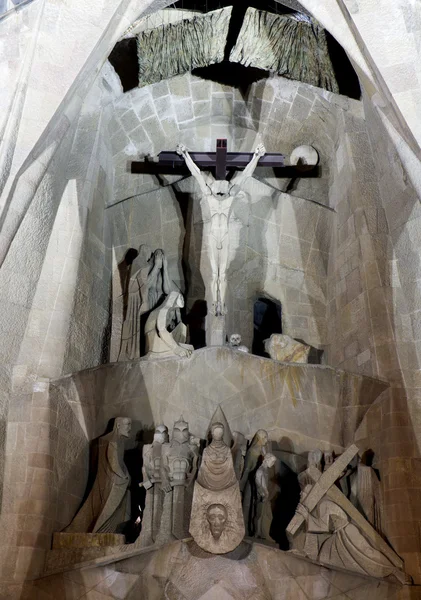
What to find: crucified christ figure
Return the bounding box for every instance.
[176,143,266,316]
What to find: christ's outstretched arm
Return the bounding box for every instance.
[231,143,266,190]
[176,144,210,197]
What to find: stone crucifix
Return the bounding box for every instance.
[176,142,266,316]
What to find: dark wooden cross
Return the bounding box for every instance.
[131,139,319,180]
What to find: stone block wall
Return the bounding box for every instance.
[0,61,117,586]
[109,71,340,208]
[325,98,381,376]
[326,87,421,581]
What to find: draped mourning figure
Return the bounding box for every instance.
[240,429,270,536]
[190,421,245,553]
[144,291,193,359]
[355,451,383,536]
[65,418,132,535]
[254,453,277,540]
[118,246,172,360]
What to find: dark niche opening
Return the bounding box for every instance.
[252,297,283,357]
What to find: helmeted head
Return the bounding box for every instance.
[154,424,169,445]
[115,417,132,438]
[209,179,230,198]
[206,504,228,540]
[172,416,190,444]
[230,333,242,347]
[211,422,224,442]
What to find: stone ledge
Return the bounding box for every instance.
[52,532,126,549]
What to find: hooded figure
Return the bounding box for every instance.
[65,418,132,534]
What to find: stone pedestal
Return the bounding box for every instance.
[206,314,226,346]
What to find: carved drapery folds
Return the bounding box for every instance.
[230,8,339,93]
[137,7,232,86]
[136,7,339,93]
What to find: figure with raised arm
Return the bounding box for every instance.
[176,143,266,316]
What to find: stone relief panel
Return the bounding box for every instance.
[48,347,388,540]
[45,397,411,593]
[24,541,406,600]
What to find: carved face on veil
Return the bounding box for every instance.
[206,504,228,540]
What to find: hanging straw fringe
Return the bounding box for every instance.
[230,8,339,93]
[137,7,232,87]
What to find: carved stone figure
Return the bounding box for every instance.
[287,445,410,585]
[255,453,277,539]
[229,333,249,353]
[240,429,270,491]
[158,417,198,542]
[323,451,334,471]
[290,484,409,584]
[190,421,245,553]
[298,449,323,490]
[139,424,169,546]
[144,291,193,359]
[65,417,132,534]
[197,422,238,491]
[232,430,247,480]
[207,404,233,448]
[177,142,266,316]
[118,246,172,361]
[264,333,310,363]
[355,451,383,536]
[240,429,270,536]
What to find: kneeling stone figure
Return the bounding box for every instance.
[145,291,193,358]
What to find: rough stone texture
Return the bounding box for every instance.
[137,7,232,85]
[324,82,421,583]
[230,8,339,93]
[23,541,408,599]
[2,0,421,591]
[0,0,176,583]
[264,334,310,363]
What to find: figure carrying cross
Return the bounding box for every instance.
[176,142,266,316]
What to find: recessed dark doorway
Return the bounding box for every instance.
[252,297,282,357]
